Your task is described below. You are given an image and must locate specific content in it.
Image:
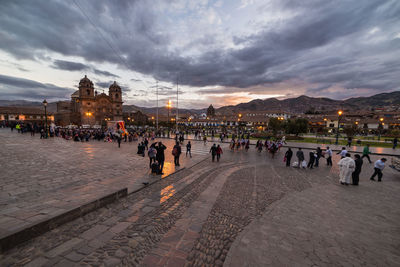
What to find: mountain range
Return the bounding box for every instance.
[0,91,399,115]
[215,91,400,114]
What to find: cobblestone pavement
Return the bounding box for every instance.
[225,173,400,266]
[0,129,220,239]
[0,134,399,266]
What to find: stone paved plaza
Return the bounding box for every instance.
[0,129,399,266]
[0,129,216,241]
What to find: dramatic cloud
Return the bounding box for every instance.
[52,59,120,78]
[0,0,399,106]
[0,74,74,101]
[52,60,87,71]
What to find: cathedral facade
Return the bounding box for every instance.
[56,75,123,126]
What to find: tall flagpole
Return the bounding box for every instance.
[156,80,159,130]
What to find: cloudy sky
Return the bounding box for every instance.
[0,0,399,108]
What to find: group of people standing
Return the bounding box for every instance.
[284,147,332,168]
[338,154,387,185]
[283,145,388,185]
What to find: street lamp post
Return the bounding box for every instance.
[238,113,242,137]
[167,100,172,138]
[335,110,343,145]
[43,99,48,138]
[378,118,384,141]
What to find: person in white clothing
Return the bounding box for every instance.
[338,153,355,185]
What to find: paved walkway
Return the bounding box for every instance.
[0,138,399,266]
[0,129,222,244]
[225,173,400,266]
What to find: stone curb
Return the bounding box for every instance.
[0,188,127,253]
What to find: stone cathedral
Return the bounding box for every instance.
[56,75,123,126]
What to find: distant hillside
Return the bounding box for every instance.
[216,91,399,114]
[124,105,206,116]
[343,91,400,106]
[0,100,58,112]
[1,90,398,115]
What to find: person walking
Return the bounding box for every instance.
[186,141,192,158]
[361,144,372,163]
[296,148,304,168]
[315,147,322,167]
[337,147,348,159]
[338,153,355,185]
[347,137,352,147]
[172,142,181,166]
[370,158,387,182]
[393,137,398,149]
[307,151,316,169]
[270,143,278,159]
[352,154,363,185]
[148,143,157,168]
[210,143,217,162]
[156,142,167,174]
[284,148,293,167]
[257,140,263,152]
[117,133,122,148]
[245,140,250,152]
[325,146,333,166]
[216,145,223,162]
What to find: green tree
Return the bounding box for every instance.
[284,118,308,136]
[268,117,282,136]
[390,129,400,137]
[343,125,357,138]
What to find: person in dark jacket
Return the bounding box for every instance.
[284,148,293,167]
[296,148,304,168]
[315,147,323,167]
[210,144,217,162]
[156,142,167,174]
[352,154,363,185]
[186,141,192,158]
[173,142,181,166]
[307,151,316,169]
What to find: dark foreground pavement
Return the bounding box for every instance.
[0,133,399,266]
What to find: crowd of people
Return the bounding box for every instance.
[4,122,393,184]
[283,144,388,186]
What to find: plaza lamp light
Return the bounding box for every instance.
[335,110,343,145]
[166,100,172,137]
[42,99,48,138]
[378,118,384,141]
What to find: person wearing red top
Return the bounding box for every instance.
[216,145,223,162]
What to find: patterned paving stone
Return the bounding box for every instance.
[0,134,398,266]
[0,129,218,245]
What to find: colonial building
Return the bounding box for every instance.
[56,75,123,126]
[0,106,54,125]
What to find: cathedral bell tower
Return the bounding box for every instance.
[78,75,95,125]
[109,81,123,121]
[79,75,94,98]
